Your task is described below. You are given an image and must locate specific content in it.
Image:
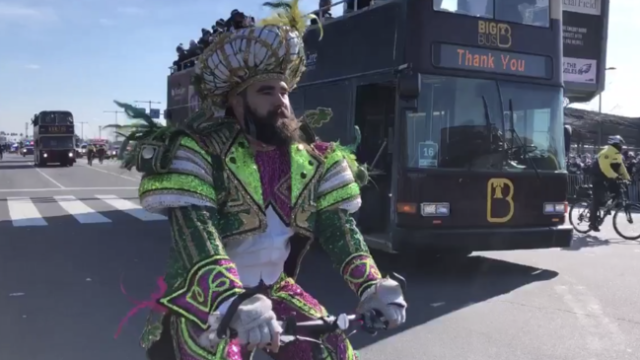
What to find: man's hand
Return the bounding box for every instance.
[357,278,407,329]
[200,294,282,352]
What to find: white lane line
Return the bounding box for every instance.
[95,195,166,221]
[77,163,140,182]
[34,168,65,188]
[0,187,138,193]
[54,195,111,224]
[7,197,47,226]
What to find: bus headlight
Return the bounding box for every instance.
[543,202,567,214]
[421,202,450,216]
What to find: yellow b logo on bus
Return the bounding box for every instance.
[487,178,514,223]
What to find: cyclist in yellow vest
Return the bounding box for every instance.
[589,135,630,231]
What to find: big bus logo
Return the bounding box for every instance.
[486,178,514,223]
[478,21,512,48]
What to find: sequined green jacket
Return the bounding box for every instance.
[135,117,382,329]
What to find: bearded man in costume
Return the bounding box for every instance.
[115,2,407,359]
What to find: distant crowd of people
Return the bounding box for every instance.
[568,151,640,180]
[171,0,380,72]
[172,10,256,72]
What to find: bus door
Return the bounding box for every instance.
[354,82,396,235]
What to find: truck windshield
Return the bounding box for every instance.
[405,75,565,172]
[40,136,74,149]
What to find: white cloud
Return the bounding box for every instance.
[116,6,144,15]
[0,3,57,23]
[98,18,115,26]
[24,64,40,70]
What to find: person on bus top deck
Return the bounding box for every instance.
[113,3,407,360]
[589,135,631,232]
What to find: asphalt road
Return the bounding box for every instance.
[1,153,639,360]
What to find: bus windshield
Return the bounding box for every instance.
[405,75,565,172]
[40,136,74,149]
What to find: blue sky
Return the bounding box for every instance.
[0,0,637,138]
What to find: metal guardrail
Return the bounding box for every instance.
[567,174,640,203]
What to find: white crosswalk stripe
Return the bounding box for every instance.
[54,195,112,224]
[95,195,166,221]
[1,195,166,227]
[7,197,47,227]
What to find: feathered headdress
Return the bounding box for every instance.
[194,0,321,110]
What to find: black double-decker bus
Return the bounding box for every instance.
[33,111,76,167]
[292,0,571,255]
[163,0,573,256]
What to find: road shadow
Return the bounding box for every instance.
[290,246,559,353]
[0,215,559,359]
[563,233,612,250]
[0,210,170,360]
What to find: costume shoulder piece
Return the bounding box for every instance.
[314,127,368,213]
[106,102,238,213]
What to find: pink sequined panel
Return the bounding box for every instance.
[255,146,292,220]
[173,316,248,360]
[170,277,354,360]
[267,279,353,360]
[312,141,331,156]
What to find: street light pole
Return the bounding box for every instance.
[598,67,617,113]
[134,100,161,113]
[77,121,88,140]
[103,110,125,141]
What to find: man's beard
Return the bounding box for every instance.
[243,104,300,147]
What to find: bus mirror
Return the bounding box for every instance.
[398,73,420,99]
[564,125,571,154]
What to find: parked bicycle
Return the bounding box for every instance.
[569,180,640,240]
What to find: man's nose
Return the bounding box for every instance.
[275,94,288,107]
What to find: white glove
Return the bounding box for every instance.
[199,294,282,352]
[357,278,407,329]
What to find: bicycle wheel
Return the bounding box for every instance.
[569,200,592,234]
[613,202,640,240]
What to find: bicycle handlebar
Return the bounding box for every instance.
[215,272,407,340]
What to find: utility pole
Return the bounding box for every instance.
[103,110,125,141]
[25,122,29,138]
[77,121,88,140]
[134,100,161,113]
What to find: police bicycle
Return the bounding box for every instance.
[569,180,640,240]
